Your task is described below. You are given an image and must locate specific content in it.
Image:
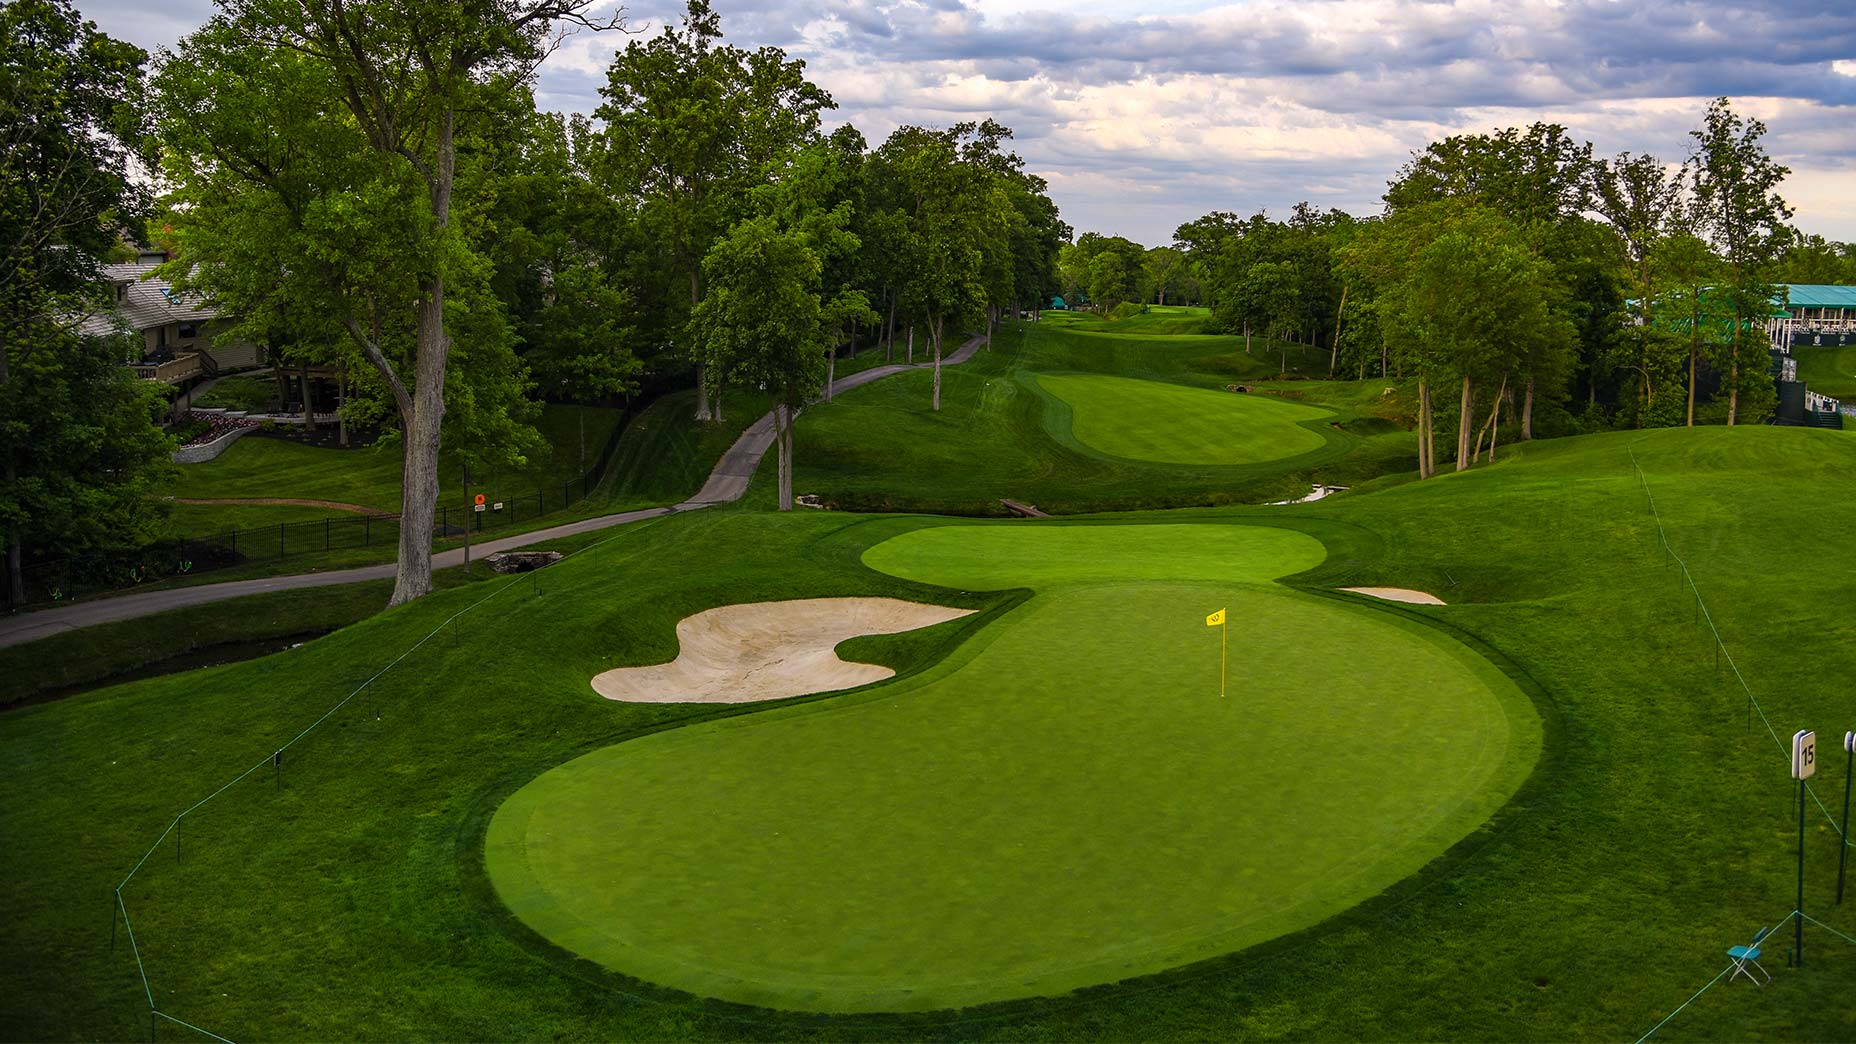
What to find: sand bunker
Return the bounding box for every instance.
[1342,587,1446,605]
[592,597,977,704]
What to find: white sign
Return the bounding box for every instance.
[493,501,504,511]
[1792,730,1817,780]
[1846,730,1855,754]
[473,503,485,513]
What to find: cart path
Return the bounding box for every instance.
[168,497,395,516]
[0,335,986,651]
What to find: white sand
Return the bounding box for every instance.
[1342,587,1447,605]
[592,597,977,704]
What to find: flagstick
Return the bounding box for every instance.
[1220,616,1226,698]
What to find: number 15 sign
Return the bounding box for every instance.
[1792,730,1817,780]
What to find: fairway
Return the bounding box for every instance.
[1034,373,1333,465]
[485,523,1539,1012]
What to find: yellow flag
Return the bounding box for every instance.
[1205,608,1226,627]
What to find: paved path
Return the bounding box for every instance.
[0,336,986,650]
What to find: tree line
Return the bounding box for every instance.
[1161,102,1840,476]
[0,0,1067,606]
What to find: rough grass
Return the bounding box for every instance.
[3,425,1855,1040]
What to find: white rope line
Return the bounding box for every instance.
[1627,444,1846,841]
[112,513,673,1040]
[1633,910,1796,1044]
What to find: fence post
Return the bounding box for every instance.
[325,518,331,551]
[364,514,370,547]
[280,523,286,559]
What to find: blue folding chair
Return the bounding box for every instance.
[1727,927,1771,985]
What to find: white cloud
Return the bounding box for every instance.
[81,0,1856,245]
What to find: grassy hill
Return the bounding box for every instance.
[3,423,1852,1041]
[1794,343,1856,401]
[793,319,1414,513]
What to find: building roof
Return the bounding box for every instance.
[1779,284,1856,310]
[75,261,222,339]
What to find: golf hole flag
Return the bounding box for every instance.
[1207,608,1226,697]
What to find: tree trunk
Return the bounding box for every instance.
[931,315,944,412]
[1244,324,1252,354]
[1455,374,1474,472]
[826,339,836,401]
[337,366,349,447]
[1488,376,1505,463]
[692,267,712,422]
[884,288,896,361]
[907,325,914,365]
[1521,379,1535,440]
[1381,339,1388,378]
[1714,354,1729,425]
[1686,299,1699,426]
[1475,373,1507,464]
[775,403,793,511]
[300,366,316,431]
[381,109,458,608]
[3,398,19,603]
[1329,284,1347,376]
[1417,379,1433,479]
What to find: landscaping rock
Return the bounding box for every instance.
[485,551,562,574]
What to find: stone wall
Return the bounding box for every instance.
[172,424,255,464]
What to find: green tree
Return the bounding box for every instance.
[1385,123,1598,436]
[0,0,172,603]
[1591,152,1691,426]
[593,0,831,421]
[1143,247,1186,305]
[155,0,616,607]
[1689,97,1792,426]
[693,218,825,511]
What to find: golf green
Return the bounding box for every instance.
[1034,373,1332,465]
[484,523,1539,1013]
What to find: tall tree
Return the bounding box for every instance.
[1592,152,1691,426]
[693,218,824,511]
[1689,97,1792,426]
[0,0,172,604]
[154,2,583,606]
[594,0,831,421]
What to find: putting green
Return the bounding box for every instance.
[1034,373,1332,465]
[486,523,1539,1013]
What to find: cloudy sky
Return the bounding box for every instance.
[88,0,1856,245]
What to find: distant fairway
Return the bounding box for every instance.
[1035,372,1332,465]
[1794,344,1856,401]
[485,523,1539,1013]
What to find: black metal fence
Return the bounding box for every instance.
[8,405,637,611]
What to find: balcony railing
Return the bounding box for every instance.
[129,353,205,384]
